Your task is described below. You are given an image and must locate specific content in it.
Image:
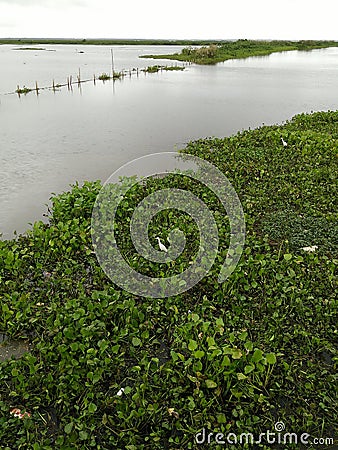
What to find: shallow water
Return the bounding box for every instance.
[1,44,338,239]
[0,333,30,362]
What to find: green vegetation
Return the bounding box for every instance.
[15,86,33,95]
[0,110,337,448]
[142,65,185,73]
[97,72,111,81]
[13,47,47,51]
[97,72,124,81]
[141,39,338,65]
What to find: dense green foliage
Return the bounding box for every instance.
[141,39,338,65]
[0,111,337,448]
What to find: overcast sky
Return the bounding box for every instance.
[0,0,337,40]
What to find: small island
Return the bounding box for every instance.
[140,39,338,64]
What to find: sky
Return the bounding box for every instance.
[0,0,337,40]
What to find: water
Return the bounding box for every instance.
[1,44,338,239]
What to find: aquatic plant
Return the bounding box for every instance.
[162,65,185,71]
[15,86,32,95]
[98,72,111,80]
[0,111,336,448]
[142,65,185,73]
[142,65,161,73]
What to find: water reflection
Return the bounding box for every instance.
[1,45,338,239]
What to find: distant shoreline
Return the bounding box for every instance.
[0,38,226,46]
[2,38,338,47]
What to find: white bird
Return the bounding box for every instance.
[281,137,288,147]
[156,236,168,253]
[116,387,125,396]
[301,245,318,252]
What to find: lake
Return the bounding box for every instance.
[1,44,338,239]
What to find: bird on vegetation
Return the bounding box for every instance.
[281,137,288,147]
[301,245,318,252]
[156,237,168,253]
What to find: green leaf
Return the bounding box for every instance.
[188,339,198,351]
[132,337,141,347]
[88,403,97,413]
[222,355,231,366]
[79,431,89,440]
[283,253,292,261]
[237,373,247,380]
[205,379,217,388]
[194,350,205,358]
[64,422,73,434]
[266,353,277,364]
[207,336,216,348]
[11,368,19,377]
[231,348,242,359]
[252,349,263,362]
[244,364,255,374]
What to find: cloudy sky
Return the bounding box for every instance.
[0,0,337,40]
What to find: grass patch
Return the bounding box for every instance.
[15,86,33,95]
[141,39,338,65]
[142,65,185,73]
[98,72,123,81]
[98,72,111,81]
[0,111,337,448]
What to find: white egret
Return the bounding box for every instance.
[281,137,288,147]
[116,387,125,396]
[301,245,318,252]
[156,237,168,253]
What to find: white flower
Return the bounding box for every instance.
[301,245,318,252]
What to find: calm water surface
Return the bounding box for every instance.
[1,44,338,239]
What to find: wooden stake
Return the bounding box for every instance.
[111,48,115,75]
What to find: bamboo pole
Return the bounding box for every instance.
[111,48,115,75]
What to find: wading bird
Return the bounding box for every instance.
[281,137,288,147]
[156,237,168,253]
